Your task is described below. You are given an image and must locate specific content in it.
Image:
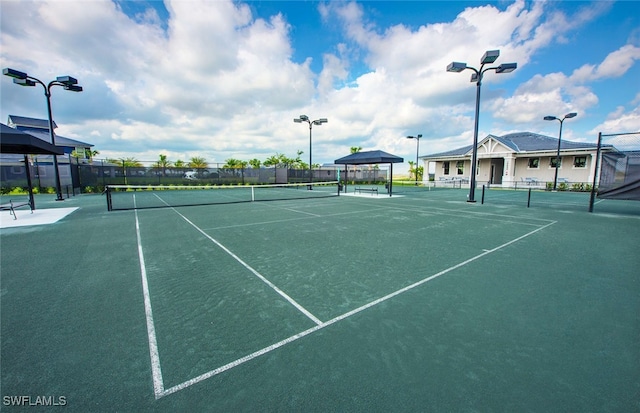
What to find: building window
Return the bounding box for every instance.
[456,161,464,175]
[573,156,587,168]
[11,166,24,175]
[549,157,562,168]
[443,161,450,175]
[528,158,539,169]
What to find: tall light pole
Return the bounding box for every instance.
[544,112,577,191]
[293,115,327,186]
[3,68,83,201]
[447,50,517,202]
[406,134,422,185]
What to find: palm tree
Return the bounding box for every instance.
[264,153,293,168]
[188,157,208,169]
[172,159,185,177]
[107,157,142,167]
[153,154,172,177]
[349,147,362,181]
[106,157,142,185]
[223,158,244,169]
[87,149,100,161]
[188,157,208,179]
[408,161,415,180]
[263,154,281,168]
[249,158,261,169]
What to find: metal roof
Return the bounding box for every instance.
[8,115,58,130]
[0,123,64,155]
[23,129,93,148]
[424,132,599,158]
[7,115,93,148]
[334,150,404,164]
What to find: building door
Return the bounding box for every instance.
[490,158,504,184]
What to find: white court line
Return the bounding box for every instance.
[351,200,555,226]
[154,199,323,326]
[282,207,321,217]
[134,195,165,399]
[157,219,557,398]
[203,207,390,231]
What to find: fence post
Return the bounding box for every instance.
[588,132,602,213]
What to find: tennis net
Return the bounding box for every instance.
[105,181,340,211]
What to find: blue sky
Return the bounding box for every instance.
[1,0,639,172]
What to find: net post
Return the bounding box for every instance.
[251,185,255,202]
[106,186,112,211]
[481,185,485,204]
[527,187,531,208]
[588,132,602,213]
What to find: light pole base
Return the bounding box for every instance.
[467,199,477,203]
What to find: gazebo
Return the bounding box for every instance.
[334,150,404,196]
[1,123,63,210]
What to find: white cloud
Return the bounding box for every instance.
[0,0,636,169]
[590,105,640,136]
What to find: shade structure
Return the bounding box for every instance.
[0,123,63,155]
[334,150,404,196]
[1,123,64,211]
[334,150,404,165]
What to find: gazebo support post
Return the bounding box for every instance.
[24,155,36,210]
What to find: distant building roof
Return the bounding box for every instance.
[8,115,57,130]
[6,115,92,148]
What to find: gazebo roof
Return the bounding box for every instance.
[334,150,404,165]
[0,123,63,155]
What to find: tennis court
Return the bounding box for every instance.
[1,187,638,412]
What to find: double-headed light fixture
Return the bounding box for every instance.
[447,50,516,202]
[3,68,83,201]
[544,112,577,191]
[406,134,422,185]
[293,115,327,185]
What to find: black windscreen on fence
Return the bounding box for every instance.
[598,150,640,200]
[596,132,640,201]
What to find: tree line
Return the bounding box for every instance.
[103,151,320,170]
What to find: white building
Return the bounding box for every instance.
[421,132,611,188]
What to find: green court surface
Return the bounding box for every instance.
[1,189,639,412]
